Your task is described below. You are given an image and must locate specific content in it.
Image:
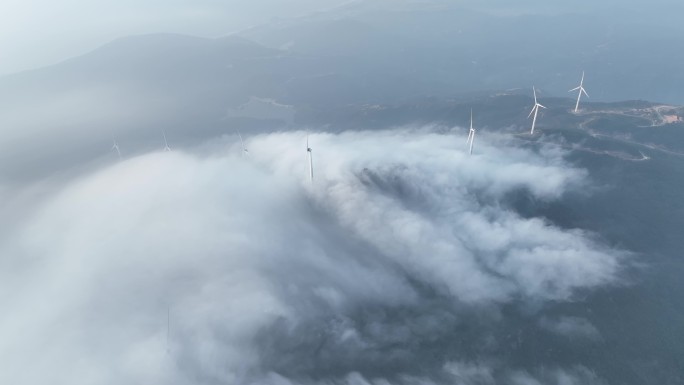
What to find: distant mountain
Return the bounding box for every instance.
[240,0,684,105]
[2,0,684,180]
[0,33,283,123]
[0,34,297,180]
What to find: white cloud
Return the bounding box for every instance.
[509,366,605,385]
[539,316,602,341]
[0,129,622,384]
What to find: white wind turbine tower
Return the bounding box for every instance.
[466,109,476,155]
[528,87,546,134]
[306,134,314,183]
[162,130,171,152]
[111,140,121,159]
[236,129,249,157]
[569,71,589,112]
[166,306,170,354]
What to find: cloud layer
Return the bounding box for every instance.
[0,129,621,384]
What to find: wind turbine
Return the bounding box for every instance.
[111,140,121,159]
[236,129,249,157]
[162,130,171,152]
[528,87,546,135]
[466,109,476,155]
[166,305,170,355]
[306,135,314,183]
[569,71,589,112]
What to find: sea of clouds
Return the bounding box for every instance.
[0,128,621,384]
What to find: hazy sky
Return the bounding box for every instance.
[3,0,682,76]
[0,0,349,75]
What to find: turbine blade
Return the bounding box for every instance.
[528,106,536,118]
[582,88,589,98]
[308,151,314,182]
[236,129,247,154]
[162,130,170,150]
[569,86,580,92]
[538,104,547,109]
